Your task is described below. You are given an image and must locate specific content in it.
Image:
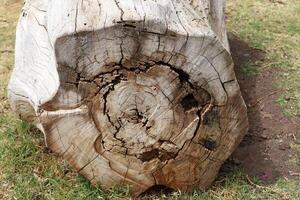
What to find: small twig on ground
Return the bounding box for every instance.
[214,178,225,185]
[0,50,13,53]
[248,90,280,108]
[289,171,300,177]
[246,175,271,190]
[269,0,286,5]
[245,175,286,197]
[246,175,290,200]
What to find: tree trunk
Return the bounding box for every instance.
[8,0,248,196]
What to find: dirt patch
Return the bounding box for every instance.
[227,33,300,182]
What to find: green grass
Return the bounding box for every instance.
[0,0,300,199]
[289,143,300,167]
[240,63,259,76]
[227,0,300,116]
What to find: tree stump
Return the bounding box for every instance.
[8,0,248,196]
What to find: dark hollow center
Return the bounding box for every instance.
[181,93,199,111]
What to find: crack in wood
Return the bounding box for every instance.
[9,0,249,195]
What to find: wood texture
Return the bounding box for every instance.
[8,0,248,196]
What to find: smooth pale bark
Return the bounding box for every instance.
[8,0,248,196]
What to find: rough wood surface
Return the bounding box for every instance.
[8,0,248,196]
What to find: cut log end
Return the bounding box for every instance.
[8,0,248,197]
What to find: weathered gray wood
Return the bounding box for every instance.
[8,0,248,196]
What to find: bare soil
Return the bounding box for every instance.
[228,33,300,182]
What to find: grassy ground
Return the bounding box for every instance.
[227,0,300,116]
[0,0,299,199]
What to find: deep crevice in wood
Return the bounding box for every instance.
[181,94,199,111]
[202,138,217,151]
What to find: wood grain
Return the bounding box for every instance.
[8,0,248,196]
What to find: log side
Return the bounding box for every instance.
[8,0,248,196]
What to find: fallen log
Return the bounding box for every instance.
[8,0,248,196]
